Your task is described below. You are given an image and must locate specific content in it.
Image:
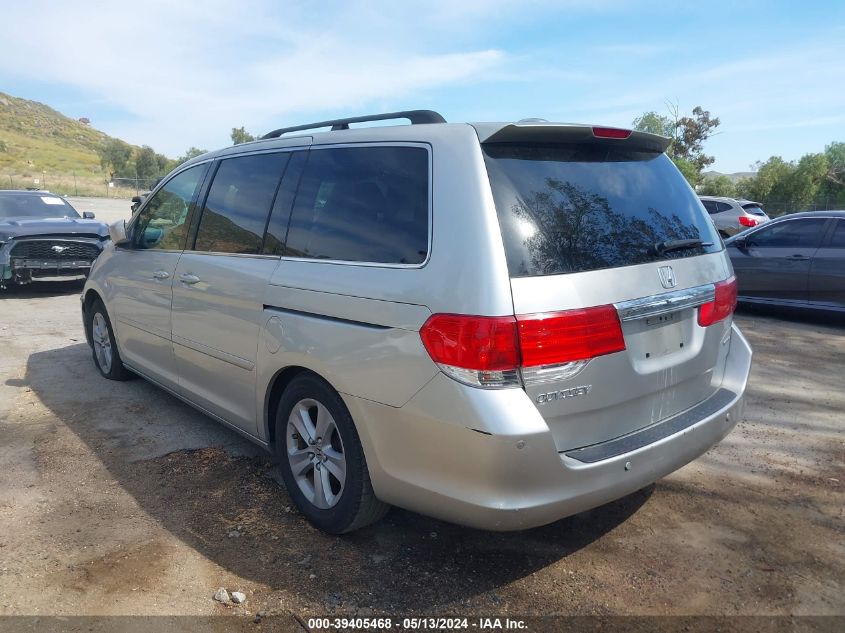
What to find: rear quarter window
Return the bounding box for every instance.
[483,144,722,277]
[701,200,719,214]
[283,146,429,265]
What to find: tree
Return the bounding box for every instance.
[231,126,256,145]
[733,147,845,216]
[735,156,791,206]
[788,153,829,210]
[155,152,171,173]
[133,145,159,180]
[174,147,207,167]
[670,157,703,188]
[672,106,720,171]
[632,104,720,184]
[631,111,673,137]
[97,139,132,179]
[821,142,845,207]
[699,174,737,198]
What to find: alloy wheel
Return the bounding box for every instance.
[91,312,113,374]
[285,398,347,509]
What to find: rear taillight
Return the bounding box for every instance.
[419,305,625,388]
[698,277,737,327]
[592,126,632,139]
[418,314,520,388]
[739,216,758,227]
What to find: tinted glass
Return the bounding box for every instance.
[194,153,289,254]
[747,218,827,248]
[0,194,79,219]
[741,204,766,216]
[132,164,206,250]
[483,145,721,277]
[830,221,845,248]
[716,201,734,213]
[701,200,718,214]
[263,151,308,256]
[284,146,429,264]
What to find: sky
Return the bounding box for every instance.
[1,0,843,173]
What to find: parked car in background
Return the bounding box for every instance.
[700,196,770,237]
[81,110,752,534]
[0,190,108,289]
[726,211,845,313]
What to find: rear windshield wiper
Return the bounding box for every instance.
[652,238,713,256]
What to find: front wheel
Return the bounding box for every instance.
[275,373,389,533]
[86,299,132,381]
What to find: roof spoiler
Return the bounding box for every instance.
[472,123,670,153]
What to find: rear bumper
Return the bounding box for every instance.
[345,323,752,531]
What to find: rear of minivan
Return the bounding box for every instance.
[85,114,751,533]
[351,122,752,530]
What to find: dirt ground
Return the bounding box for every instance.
[0,269,843,625]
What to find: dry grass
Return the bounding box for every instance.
[0,91,145,198]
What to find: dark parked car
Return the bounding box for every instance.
[725,211,845,313]
[0,191,109,289]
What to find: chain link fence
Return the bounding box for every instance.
[2,173,161,198]
[110,177,161,194]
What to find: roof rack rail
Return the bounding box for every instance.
[261,110,446,139]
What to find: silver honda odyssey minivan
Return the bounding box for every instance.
[82,110,752,533]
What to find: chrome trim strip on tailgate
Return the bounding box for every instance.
[563,388,736,463]
[614,283,715,322]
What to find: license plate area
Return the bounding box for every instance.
[645,311,676,327]
[622,308,697,369]
[13,258,93,270]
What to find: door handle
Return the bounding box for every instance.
[785,254,809,261]
[152,269,170,280]
[180,273,201,285]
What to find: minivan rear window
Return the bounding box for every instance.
[483,144,722,277]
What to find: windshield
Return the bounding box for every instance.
[483,144,722,277]
[0,194,79,220]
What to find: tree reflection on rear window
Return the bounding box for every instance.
[483,144,722,277]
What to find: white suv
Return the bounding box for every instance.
[700,196,770,237]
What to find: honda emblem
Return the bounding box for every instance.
[658,265,676,289]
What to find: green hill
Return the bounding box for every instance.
[0,91,140,196]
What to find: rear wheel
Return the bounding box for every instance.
[86,299,132,381]
[275,373,389,533]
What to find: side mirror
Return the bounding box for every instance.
[82,211,96,219]
[130,194,146,214]
[108,219,129,246]
[733,237,748,249]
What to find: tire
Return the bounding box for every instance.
[86,299,132,381]
[275,373,389,533]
